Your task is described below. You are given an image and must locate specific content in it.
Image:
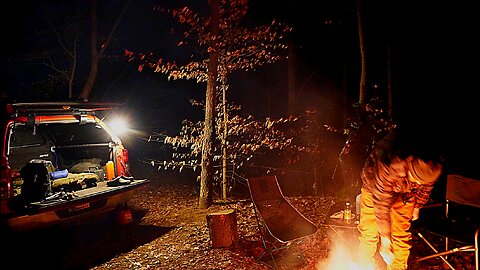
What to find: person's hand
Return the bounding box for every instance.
[379,237,394,266]
[412,208,420,221]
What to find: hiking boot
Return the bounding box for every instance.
[107,176,131,187]
[120,175,134,181]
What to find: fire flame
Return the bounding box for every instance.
[315,238,374,270]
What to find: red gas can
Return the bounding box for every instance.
[117,207,133,225]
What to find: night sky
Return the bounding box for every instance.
[1,0,478,176]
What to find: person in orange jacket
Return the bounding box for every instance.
[356,127,443,270]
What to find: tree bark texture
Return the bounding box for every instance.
[206,209,239,248]
[287,39,296,114]
[199,0,219,209]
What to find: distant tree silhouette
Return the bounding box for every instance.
[16,0,131,101]
[79,0,131,101]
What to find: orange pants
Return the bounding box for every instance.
[357,188,415,270]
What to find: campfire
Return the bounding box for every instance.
[312,225,380,270]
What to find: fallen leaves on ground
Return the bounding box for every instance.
[90,176,475,270]
[4,173,473,270]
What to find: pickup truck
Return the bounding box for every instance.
[0,102,149,231]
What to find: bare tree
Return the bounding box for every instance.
[78,0,131,101]
[23,4,83,99]
[19,0,131,100]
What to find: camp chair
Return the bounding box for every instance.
[415,174,480,270]
[246,175,318,269]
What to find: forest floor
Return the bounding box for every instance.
[3,168,476,270]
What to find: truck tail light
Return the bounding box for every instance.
[0,168,13,199]
[0,168,14,214]
[115,147,130,176]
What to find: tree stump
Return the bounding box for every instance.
[206,209,239,248]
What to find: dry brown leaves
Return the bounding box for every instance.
[91,178,475,270]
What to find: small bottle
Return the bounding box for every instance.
[344,202,352,223]
[106,161,115,180]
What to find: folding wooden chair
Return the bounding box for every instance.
[415,174,480,270]
[247,175,318,269]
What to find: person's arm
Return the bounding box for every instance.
[414,182,435,208]
[412,181,436,221]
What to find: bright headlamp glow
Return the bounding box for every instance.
[106,118,129,136]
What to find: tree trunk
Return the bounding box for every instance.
[78,0,130,101]
[199,0,219,209]
[79,0,99,101]
[206,209,238,248]
[342,40,348,126]
[222,82,228,200]
[387,43,393,118]
[80,58,99,101]
[356,0,367,105]
[287,39,296,114]
[68,39,78,99]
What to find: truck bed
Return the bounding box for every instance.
[28,179,149,213]
[4,179,149,231]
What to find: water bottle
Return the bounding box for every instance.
[106,161,115,180]
[50,169,68,179]
[344,202,352,223]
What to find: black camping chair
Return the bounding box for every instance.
[246,175,318,269]
[414,174,480,270]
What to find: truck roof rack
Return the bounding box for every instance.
[6,102,123,116]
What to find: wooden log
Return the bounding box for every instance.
[206,209,239,248]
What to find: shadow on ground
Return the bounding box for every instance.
[3,211,173,270]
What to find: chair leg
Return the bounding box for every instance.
[416,232,456,270]
[475,227,479,270]
[445,200,450,259]
[257,233,279,270]
[251,206,279,269]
